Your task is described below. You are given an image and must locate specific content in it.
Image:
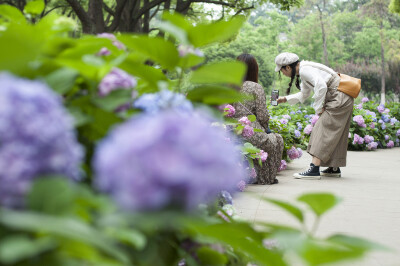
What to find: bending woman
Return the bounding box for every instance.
[233,53,284,185]
[274,52,354,179]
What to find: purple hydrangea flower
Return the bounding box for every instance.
[239,116,251,126]
[282,114,291,121]
[352,134,364,145]
[385,135,389,141]
[364,135,374,144]
[370,123,375,129]
[353,115,366,127]
[279,118,288,125]
[367,142,378,150]
[278,160,287,172]
[224,104,235,117]
[290,111,295,115]
[361,97,369,103]
[0,73,83,208]
[355,103,363,109]
[242,125,254,138]
[377,105,385,113]
[365,110,377,117]
[387,140,394,148]
[220,190,233,205]
[97,47,111,56]
[310,115,319,126]
[396,129,400,137]
[133,90,193,114]
[94,111,245,212]
[287,147,300,160]
[384,108,390,114]
[390,118,398,125]
[382,115,390,123]
[296,122,302,130]
[257,150,268,162]
[382,124,386,130]
[294,130,301,138]
[297,110,302,114]
[97,33,125,50]
[378,119,384,124]
[98,68,137,96]
[304,124,313,135]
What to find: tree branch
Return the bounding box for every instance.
[65,0,92,33]
[103,2,115,16]
[108,0,129,31]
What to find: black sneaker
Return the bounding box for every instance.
[320,167,341,177]
[293,163,321,180]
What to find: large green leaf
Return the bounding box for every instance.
[188,16,246,47]
[196,246,228,265]
[0,236,56,264]
[92,89,132,112]
[162,12,193,32]
[119,59,167,86]
[118,35,179,70]
[297,193,341,217]
[186,85,248,105]
[27,177,75,215]
[190,61,246,85]
[0,209,129,264]
[24,0,45,15]
[0,4,26,23]
[260,197,304,223]
[44,68,79,94]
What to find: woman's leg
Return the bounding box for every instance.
[312,156,321,166]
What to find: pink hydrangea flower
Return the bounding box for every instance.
[97,33,125,50]
[282,115,291,120]
[387,140,394,148]
[364,135,374,144]
[250,168,257,179]
[361,97,369,103]
[239,116,251,125]
[377,105,385,113]
[385,135,389,141]
[279,118,288,125]
[355,103,363,109]
[237,180,246,191]
[242,125,254,138]
[98,68,137,96]
[353,115,366,127]
[97,47,111,56]
[310,115,319,126]
[224,104,235,117]
[287,146,300,160]
[297,148,303,158]
[370,123,375,129]
[278,160,287,172]
[257,150,268,162]
[304,124,313,135]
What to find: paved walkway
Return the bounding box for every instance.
[234,148,400,266]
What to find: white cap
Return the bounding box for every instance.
[274,52,299,72]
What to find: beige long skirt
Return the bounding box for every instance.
[307,89,354,167]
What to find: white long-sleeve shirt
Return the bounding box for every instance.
[285,61,338,114]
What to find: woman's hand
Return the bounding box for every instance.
[277,97,287,105]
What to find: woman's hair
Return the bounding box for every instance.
[281,61,300,95]
[236,53,258,83]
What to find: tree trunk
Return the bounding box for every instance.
[143,0,150,32]
[88,0,106,33]
[317,5,329,66]
[66,0,93,33]
[379,21,386,105]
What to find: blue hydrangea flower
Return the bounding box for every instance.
[0,73,83,208]
[381,124,386,130]
[94,111,245,212]
[290,111,295,115]
[296,122,303,130]
[382,115,390,123]
[294,130,301,138]
[133,90,193,114]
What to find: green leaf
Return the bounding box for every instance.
[67,106,92,127]
[105,228,147,250]
[248,115,256,122]
[92,89,132,112]
[27,177,74,215]
[162,12,193,32]
[328,234,389,252]
[44,68,79,94]
[259,198,304,223]
[158,20,189,45]
[178,53,205,68]
[190,61,246,85]
[0,4,26,23]
[0,236,56,264]
[118,35,179,70]
[119,58,167,86]
[24,0,45,16]
[188,16,246,47]
[297,193,341,217]
[187,85,247,105]
[196,246,228,265]
[0,210,129,264]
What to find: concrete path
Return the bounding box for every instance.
[234,148,400,266]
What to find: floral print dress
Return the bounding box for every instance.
[232,81,284,184]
